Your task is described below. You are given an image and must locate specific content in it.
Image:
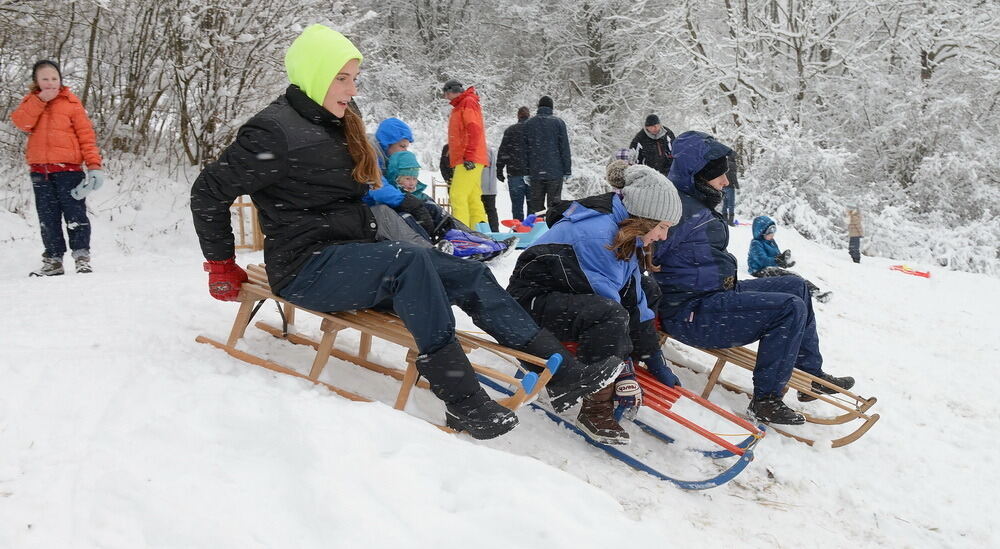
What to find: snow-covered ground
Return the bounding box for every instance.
[1,179,998,548]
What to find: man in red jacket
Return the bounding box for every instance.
[442,80,489,228]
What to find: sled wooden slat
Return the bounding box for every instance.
[661,332,880,448]
[197,263,556,434]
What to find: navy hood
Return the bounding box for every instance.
[667,131,733,195]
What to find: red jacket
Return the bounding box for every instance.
[447,87,488,167]
[11,87,102,169]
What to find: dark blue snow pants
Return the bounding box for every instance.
[658,275,823,398]
[31,170,90,257]
[278,241,539,355]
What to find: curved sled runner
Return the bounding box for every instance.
[660,333,880,448]
[197,264,560,433]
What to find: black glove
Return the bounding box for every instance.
[497,172,506,182]
[398,195,435,236]
[463,161,475,171]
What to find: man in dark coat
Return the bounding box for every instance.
[629,114,676,176]
[496,106,530,220]
[523,96,571,214]
[652,131,856,425]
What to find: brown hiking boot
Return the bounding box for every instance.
[575,384,630,445]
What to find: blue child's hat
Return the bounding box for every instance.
[386,150,421,184]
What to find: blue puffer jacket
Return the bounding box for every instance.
[523,106,571,180]
[509,194,654,322]
[652,131,737,317]
[748,216,781,274]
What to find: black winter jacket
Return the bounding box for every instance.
[191,85,378,292]
[523,107,571,181]
[629,127,676,175]
[496,120,528,178]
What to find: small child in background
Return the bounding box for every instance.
[386,150,431,201]
[847,205,864,263]
[384,150,515,261]
[748,216,832,303]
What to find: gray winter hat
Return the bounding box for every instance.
[619,165,683,224]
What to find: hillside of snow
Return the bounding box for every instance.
[1,180,998,549]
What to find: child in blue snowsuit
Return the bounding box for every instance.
[652,131,855,425]
[748,216,831,303]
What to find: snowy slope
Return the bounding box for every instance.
[1,187,998,548]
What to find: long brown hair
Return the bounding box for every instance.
[343,106,381,187]
[608,216,660,270]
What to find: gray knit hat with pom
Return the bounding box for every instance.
[619,165,683,224]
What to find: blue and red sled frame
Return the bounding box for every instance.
[478,366,766,490]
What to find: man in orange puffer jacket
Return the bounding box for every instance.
[11,60,104,276]
[442,80,489,228]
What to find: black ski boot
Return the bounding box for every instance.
[575,384,629,445]
[748,396,805,425]
[798,373,856,402]
[416,340,518,439]
[29,255,64,277]
[520,329,624,412]
[445,389,518,439]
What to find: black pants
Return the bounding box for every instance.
[517,292,631,365]
[481,194,499,232]
[849,237,861,262]
[528,179,562,215]
[279,241,539,354]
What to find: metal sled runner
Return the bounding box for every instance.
[660,333,880,448]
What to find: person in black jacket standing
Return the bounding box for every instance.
[523,96,571,214]
[629,114,676,176]
[190,25,619,440]
[496,106,530,220]
[722,149,739,225]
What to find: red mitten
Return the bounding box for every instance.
[203,257,248,301]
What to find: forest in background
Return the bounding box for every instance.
[1,0,998,274]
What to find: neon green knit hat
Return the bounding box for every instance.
[284,24,363,105]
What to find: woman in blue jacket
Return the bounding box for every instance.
[507,164,683,445]
[652,131,854,425]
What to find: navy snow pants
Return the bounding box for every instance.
[278,241,539,355]
[31,170,90,257]
[658,275,823,398]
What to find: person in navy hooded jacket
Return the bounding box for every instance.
[651,131,855,425]
[508,164,683,445]
[748,215,831,303]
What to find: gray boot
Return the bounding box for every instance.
[73,249,92,274]
[29,256,64,277]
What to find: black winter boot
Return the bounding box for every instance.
[29,256,64,277]
[519,329,624,413]
[748,396,805,425]
[575,384,629,445]
[416,340,517,439]
[797,372,856,402]
[445,389,518,439]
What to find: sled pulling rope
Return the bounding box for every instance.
[659,333,880,448]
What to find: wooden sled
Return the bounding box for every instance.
[659,333,880,448]
[196,264,561,434]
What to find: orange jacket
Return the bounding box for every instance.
[11,87,102,169]
[447,87,488,167]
